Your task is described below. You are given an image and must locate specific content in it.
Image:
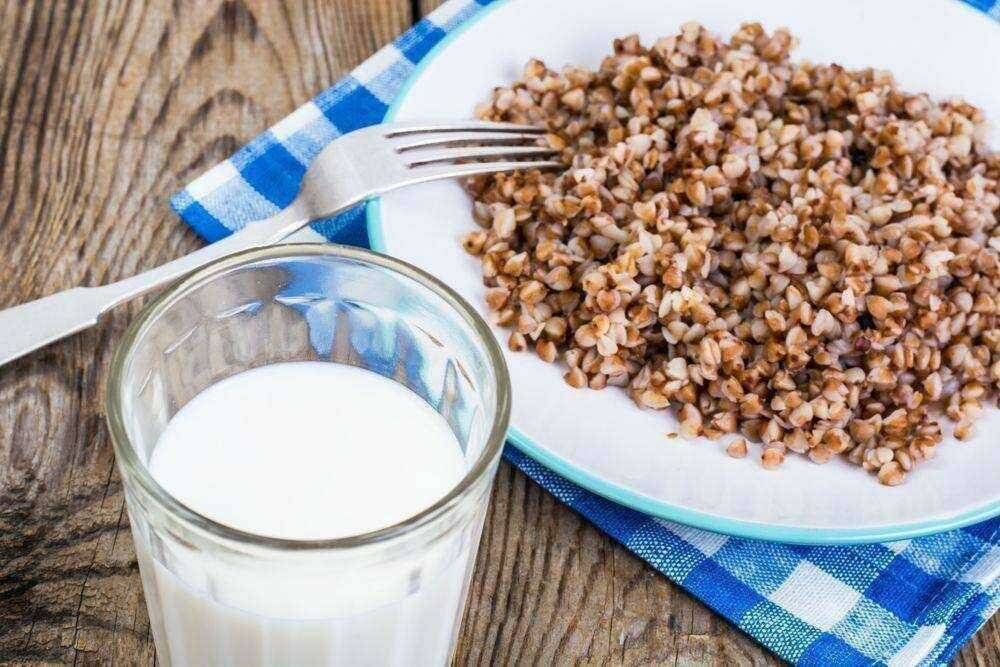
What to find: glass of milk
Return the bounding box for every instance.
[105,243,510,666]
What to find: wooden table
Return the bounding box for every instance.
[0,1,996,664]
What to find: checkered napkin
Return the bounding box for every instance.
[170,1,1000,663]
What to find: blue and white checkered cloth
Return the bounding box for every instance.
[171,1,999,663]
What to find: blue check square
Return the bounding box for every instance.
[866,557,956,624]
[396,21,447,63]
[624,523,707,581]
[319,80,388,134]
[684,559,762,621]
[239,139,305,208]
[739,600,822,663]
[714,540,800,595]
[830,597,913,660]
[798,632,872,667]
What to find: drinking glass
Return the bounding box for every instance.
[106,243,510,666]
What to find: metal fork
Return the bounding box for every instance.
[0,121,560,368]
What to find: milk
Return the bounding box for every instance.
[150,362,466,540]
[134,362,479,666]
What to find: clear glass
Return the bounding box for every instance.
[106,244,510,666]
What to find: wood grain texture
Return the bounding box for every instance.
[419,0,449,17]
[0,1,995,665]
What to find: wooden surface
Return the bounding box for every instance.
[0,1,995,665]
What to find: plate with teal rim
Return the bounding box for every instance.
[367,0,1000,544]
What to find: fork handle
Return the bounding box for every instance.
[0,205,310,368]
[0,288,110,366]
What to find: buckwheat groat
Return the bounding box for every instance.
[462,23,999,485]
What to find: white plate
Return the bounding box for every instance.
[369,0,1000,544]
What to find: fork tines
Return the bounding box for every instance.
[385,121,562,173]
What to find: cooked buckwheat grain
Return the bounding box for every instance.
[462,23,999,485]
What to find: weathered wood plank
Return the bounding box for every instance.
[419,0,449,17]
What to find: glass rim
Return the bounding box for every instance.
[106,242,511,552]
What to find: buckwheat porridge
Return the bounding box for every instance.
[460,22,999,485]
